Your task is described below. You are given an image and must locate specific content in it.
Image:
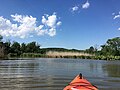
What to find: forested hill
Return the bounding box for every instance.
[40,48,85,53]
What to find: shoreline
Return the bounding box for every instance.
[1,53,120,60]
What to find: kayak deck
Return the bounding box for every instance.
[64,73,98,90]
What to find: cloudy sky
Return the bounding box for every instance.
[0,0,120,49]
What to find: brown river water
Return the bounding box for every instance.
[0,58,120,90]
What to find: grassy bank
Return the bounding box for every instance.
[46,51,93,57]
[7,51,120,60]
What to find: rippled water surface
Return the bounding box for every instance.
[0,58,120,90]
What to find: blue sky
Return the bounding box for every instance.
[0,0,120,50]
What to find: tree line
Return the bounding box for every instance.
[86,37,120,56]
[1,35,120,60]
[0,35,41,56]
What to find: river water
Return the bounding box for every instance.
[0,58,120,90]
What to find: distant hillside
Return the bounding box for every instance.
[40,48,85,54]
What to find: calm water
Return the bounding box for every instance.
[0,58,120,90]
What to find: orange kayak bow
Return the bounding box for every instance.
[64,73,98,90]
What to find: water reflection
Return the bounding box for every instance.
[103,64,120,77]
[0,58,119,90]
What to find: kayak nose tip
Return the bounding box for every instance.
[79,73,82,79]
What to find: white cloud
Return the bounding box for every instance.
[40,13,61,36]
[0,13,61,38]
[70,0,90,13]
[71,6,79,12]
[48,28,56,36]
[113,14,120,19]
[57,21,62,26]
[113,12,120,30]
[118,28,120,30]
[42,13,57,28]
[82,1,90,9]
[113,12,120,19]
[11,14,37,38]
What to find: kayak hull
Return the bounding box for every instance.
[64,74,98,90]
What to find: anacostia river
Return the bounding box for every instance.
[0,58,120,90]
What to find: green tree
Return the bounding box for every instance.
[21,43,26,53]
[26,42,40,53]
[0,35,3,46]
[11,42,21,56]
[101,37,120,56]
[86,46,95,54]
[0,35,3,42]
[4,41,11,54]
